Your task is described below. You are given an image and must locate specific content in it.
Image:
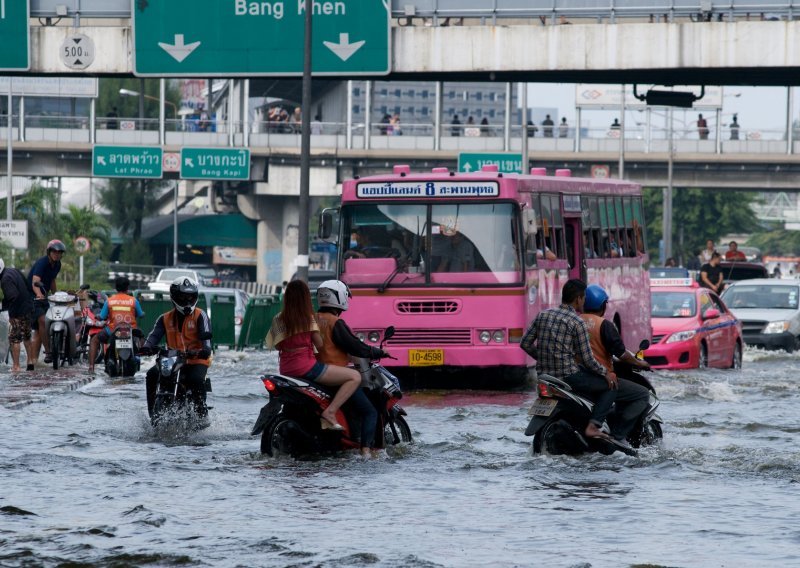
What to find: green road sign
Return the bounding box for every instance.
[132,0,390,77]
[0,0,30,71]
[93,146,163,179]
[458,153,524,174]
[180,148,251,180]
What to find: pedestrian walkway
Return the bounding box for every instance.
[0,368,97,409]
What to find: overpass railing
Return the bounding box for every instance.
[26,1,800,22]
[3,115,796,155]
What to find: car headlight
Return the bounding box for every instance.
[666,330,696,343]
[763,321,790,334]
[368,331,381,343]
[479,331,491,344]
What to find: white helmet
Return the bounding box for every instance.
[317,280,351,311]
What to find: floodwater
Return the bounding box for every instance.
[1,348,799,568]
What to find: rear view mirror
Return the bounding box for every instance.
[703,308,720,320]
[384,326,395,340]
[638,339,650,351]
[318,208,339,241]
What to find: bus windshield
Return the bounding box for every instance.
[340,202,521,286]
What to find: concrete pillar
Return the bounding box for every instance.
[281,198,300,283]
[504,83,511,151]
[346,80,353,149]
[365,80,372,150]
[244,79,250,147]
[257,220,269,283]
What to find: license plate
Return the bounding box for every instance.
[408,349,444,367]
[116,338,133,349]
[528,397,558,417]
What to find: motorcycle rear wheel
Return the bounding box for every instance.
[51,331,62,370]
[383,416,413,446]
[636,420,664,448]
[261,418,300,457]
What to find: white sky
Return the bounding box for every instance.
[527,84,792,133]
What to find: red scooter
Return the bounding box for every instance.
[251,326,412,457]
[75,288,107,365]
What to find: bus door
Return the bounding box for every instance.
[562,195,585,281]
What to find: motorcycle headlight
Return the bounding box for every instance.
[763,321,790,334]
[160,357,176,375]
[666,330,696,343]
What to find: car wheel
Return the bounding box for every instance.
[730,342,742,370]
[698,343,708,369]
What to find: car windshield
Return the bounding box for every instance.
[651,292,697,318]
[722,285,800,309]
[157,269,196,282]
[340,202,521,286]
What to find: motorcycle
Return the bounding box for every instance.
[525,341,663,457]
[150,348,212,428]
[251,325,412,457]
[104,322,141,378]
[75,287,107,365]
[43,290,79,370]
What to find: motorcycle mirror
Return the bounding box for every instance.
[638,339,651,351]
[384,326,395,340]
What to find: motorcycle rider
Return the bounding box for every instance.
[139,277,212,418]
[580,284,651,449]
[28,239,66,364]
[88,276,145,373]
[520,279,621,442]
[315,279,391,456]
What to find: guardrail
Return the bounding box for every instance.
[26,1,800,22]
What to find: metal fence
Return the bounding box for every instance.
[27,0,800,21]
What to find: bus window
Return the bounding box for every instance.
[582,196,601,259]
[523,199,539,268]
[341,203,426,265]
[542,194,565,259]
[633,197,647,254]
[603,198,622,258]
[623,196,635,257]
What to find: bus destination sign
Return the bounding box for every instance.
[356,181,500,199]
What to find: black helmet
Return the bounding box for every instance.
[46,239,66,254]
[169,277,199,315]
[115,275,131,292]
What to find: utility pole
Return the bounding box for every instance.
[296,4,313,282]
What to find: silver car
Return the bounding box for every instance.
[148,268,219,292]
[721,279,800,351]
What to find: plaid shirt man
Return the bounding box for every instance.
[520,304,607,379]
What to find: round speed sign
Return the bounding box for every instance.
[74,236,91,253]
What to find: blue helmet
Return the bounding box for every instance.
[584,284,609,311]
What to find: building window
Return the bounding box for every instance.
[353,87,361,97]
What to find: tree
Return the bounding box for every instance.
[746,229,800,256]
[643,188,761,263]
[98,77,182,124]
[97,178,170,242]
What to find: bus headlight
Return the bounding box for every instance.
[368,331,381,343]
[492,330,505,343]
[356,332,366,342]
[479,331,491,344]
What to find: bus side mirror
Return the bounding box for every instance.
[318,208,339,241]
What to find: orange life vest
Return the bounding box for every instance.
[163,309,211,366]
[107,293,137,331]
[315,311,350,367]
[580,313,613,373]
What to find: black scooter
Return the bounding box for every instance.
[150,349,211,428]
[525,341,663,456]
[251,326,412,457]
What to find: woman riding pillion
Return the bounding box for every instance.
[315,280,392,457]
[139,277,213,418]
[265,280,360,431]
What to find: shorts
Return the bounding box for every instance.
[302,361,327,381]
[31,301,48,330]
[9,315,32,344]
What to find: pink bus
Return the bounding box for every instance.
[319,164,651,384]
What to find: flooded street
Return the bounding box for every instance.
[1,348,799,568]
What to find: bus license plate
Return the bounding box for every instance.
[528,398,558,416]
[116,338,133,349]
[408,349,444,367]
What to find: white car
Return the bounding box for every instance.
[721,279,800,351]
[148,268,219,292]
[198,287,250,344]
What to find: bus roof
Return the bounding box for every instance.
[341,165,641,202]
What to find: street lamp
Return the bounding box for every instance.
[119,88,178,118]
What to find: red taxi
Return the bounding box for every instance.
[644,276,743,370]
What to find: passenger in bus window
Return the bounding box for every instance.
[432,226,475,272]
[536,232,557,261]
[583,232,598,259]
[603,231,622,258]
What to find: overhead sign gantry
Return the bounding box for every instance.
[131,0,390,77]
[0,0,30,71]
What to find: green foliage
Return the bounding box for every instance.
[642,188,761,262]
[97,178,170,241]
[120,240,154,265]
[98,78,182,121]
[746,230,800,256]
